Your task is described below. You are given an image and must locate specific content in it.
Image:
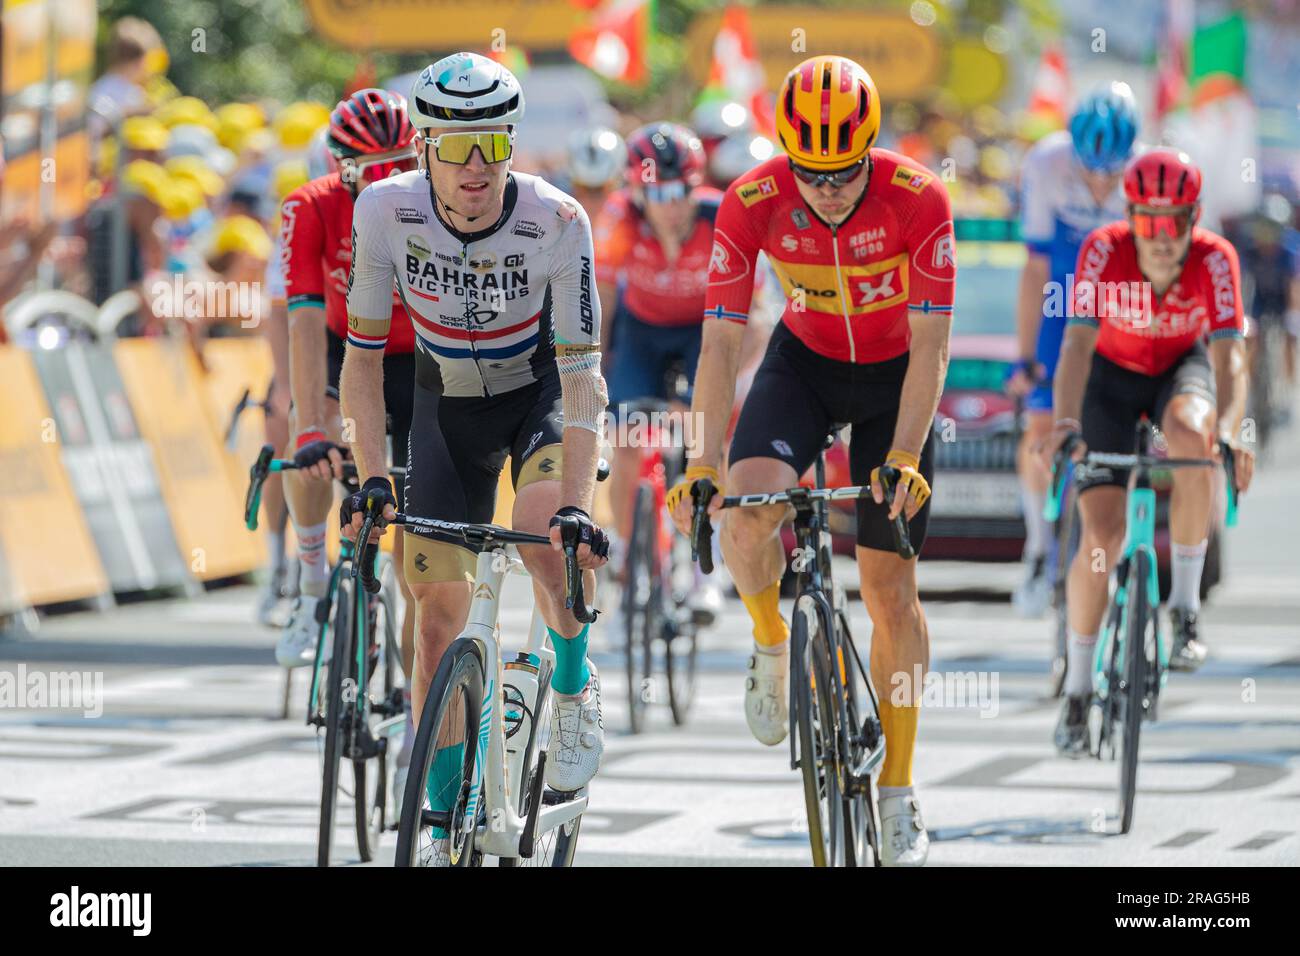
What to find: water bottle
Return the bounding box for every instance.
[503,652,540,798]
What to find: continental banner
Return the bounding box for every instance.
[113,338,262,581]
[30,342,189,593]
[0,345,106,612]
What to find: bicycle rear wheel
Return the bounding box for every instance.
[1117,550,1151,834]
[395,638,485,867]
[666,532,698,726]
[792,596,846,866]
[317,576,354,867]
[624,483,657,733]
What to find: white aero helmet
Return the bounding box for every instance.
[566,126,625,189]
[409,52,525,129]
[709,133,775,185]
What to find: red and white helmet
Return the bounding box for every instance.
[326,88,417,160]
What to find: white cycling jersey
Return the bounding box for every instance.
[1020,131,1128,285]
[346,169,600,398]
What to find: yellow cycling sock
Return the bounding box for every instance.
[739,582,789,648]
[879,700,919,789]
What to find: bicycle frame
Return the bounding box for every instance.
[456,546,588,859]
[1092,442,1167,700]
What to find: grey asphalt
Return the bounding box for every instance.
[2,420,1297,866]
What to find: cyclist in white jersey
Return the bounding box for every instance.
[1007,84,1136,617]
[339,52,611,796]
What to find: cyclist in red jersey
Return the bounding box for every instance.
[1043,148,1255,756]
[666,55,956,866]
[275,89,420,675]
[594,123,723,606]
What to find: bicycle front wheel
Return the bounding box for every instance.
[353,583,399,861]
[317,575,355,867]
[395,638,485,867]
[792,597,846,866]
[1117,549,1151,834]
[624,483,657,733]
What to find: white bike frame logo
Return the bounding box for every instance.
[1,664,104,718]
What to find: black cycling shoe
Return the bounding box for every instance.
[1054,693,1090,759]
[1168,607,1208,672]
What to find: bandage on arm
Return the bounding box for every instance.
[556,344,609,434]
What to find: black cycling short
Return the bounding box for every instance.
[402,356,566,583]
[326,330,415,506]
[728,322,935,554]
[1078,342,1216,493]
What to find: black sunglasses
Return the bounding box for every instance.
[789,158,867,188]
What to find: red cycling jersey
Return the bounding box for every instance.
[593,186,721,327]
[1071,222,1244,376]
[704,150,956,364]
[280,172,414,354]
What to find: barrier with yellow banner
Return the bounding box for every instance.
[0,345,107,613]
[114,338,263,581]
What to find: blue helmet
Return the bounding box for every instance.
[1070,82,1138,173]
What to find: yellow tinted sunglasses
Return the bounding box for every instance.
[426,131,514,165]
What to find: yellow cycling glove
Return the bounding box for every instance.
[870,448,931,511]
[665,465,722,515]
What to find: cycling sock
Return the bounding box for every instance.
[426,743,465,840]
[1022,488,1048,559]
[266,531,286,575]
[547,623,591,696]
[296,522,329,598]
[878,784,914,801]
[1169,538,1208,613]
[1065,629,1097,697]
[878,701,918,788]
[739,582,789,648]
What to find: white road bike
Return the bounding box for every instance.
[353,509,598,867]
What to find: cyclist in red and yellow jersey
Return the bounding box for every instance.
[667,55,956,866]
[1042,149,1255,756]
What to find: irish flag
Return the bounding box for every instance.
[568,0,653,87]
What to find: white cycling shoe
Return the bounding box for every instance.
[546,663,603,792]
[878,792,930,867]
[275,596,327,668]
[745,645,789,746]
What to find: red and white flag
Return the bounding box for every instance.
[568,0,652,87]
[704,5,774,136]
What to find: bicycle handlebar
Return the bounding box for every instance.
[352,513,598,622]
[1043,433,1240,529]
[688,471,917,571]
[243,444,405,531]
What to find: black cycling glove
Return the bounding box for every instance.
[340,476,396,531]
[549,506,610,559]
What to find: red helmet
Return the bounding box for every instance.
[625,122,705,188]
[1123,148,1202,207]
[327,88,417,160]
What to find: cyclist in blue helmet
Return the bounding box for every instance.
[1007,82,1138,633]
[1070,82,1139,173]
